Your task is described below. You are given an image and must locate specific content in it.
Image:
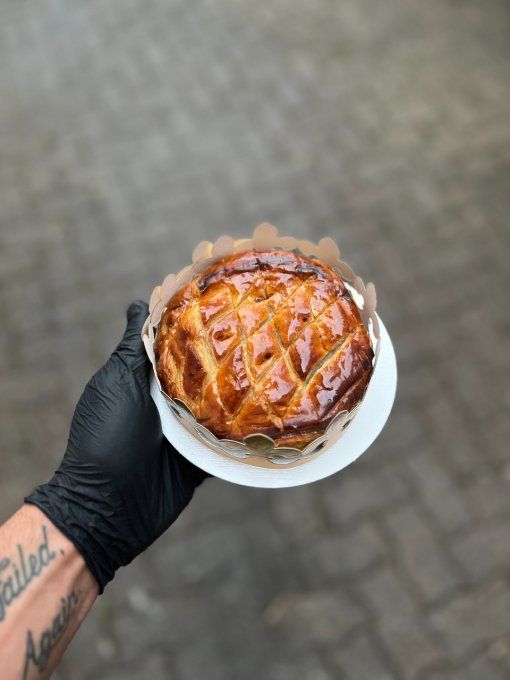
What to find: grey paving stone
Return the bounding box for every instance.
[270,484,325,541]
[265,590,366,649]
[112,592,212,662]
[267,654,337,680]
[100,653,171,680]
[148,524,249,593]
[452,521,510,582]
[322,464,410,526]
[405,450,471,534]
[429,580,510,661]
[486,633,510,674]
[376,402,430,463]
[425,655,504,680]
[384,505,461,603]
[358,567,444,677]
[299,522,386,585]
[465,475,510,522]
[420,395,487,482]
[186,477,260,524]
[173,635,229,680]
[330,630,395,680]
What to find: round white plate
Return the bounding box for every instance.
[151,314,397,488]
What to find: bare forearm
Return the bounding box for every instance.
[0,504,98,680]
[0,302,206,676]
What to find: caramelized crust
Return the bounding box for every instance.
[155,249,373,449]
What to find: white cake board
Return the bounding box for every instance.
[151,314,397,488]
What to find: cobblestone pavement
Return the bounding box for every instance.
[1,1,510,678]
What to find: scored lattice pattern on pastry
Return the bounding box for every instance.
[155,249,374,449]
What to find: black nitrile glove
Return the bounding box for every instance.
[26,300,208,592]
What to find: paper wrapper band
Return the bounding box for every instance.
[142,223,380,468]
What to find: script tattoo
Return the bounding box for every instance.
[0,526,57,623]
[22,590,78,679]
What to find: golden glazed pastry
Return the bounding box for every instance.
[155,249,373,449]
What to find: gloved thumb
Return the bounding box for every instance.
[114,300,149,366]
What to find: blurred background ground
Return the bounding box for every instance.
[1,0,510,678]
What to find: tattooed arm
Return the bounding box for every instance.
[0,505,97,680]
[0,302,207,679]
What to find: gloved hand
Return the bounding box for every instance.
[26,300,208,592]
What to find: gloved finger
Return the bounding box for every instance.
[114,300,149,367]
